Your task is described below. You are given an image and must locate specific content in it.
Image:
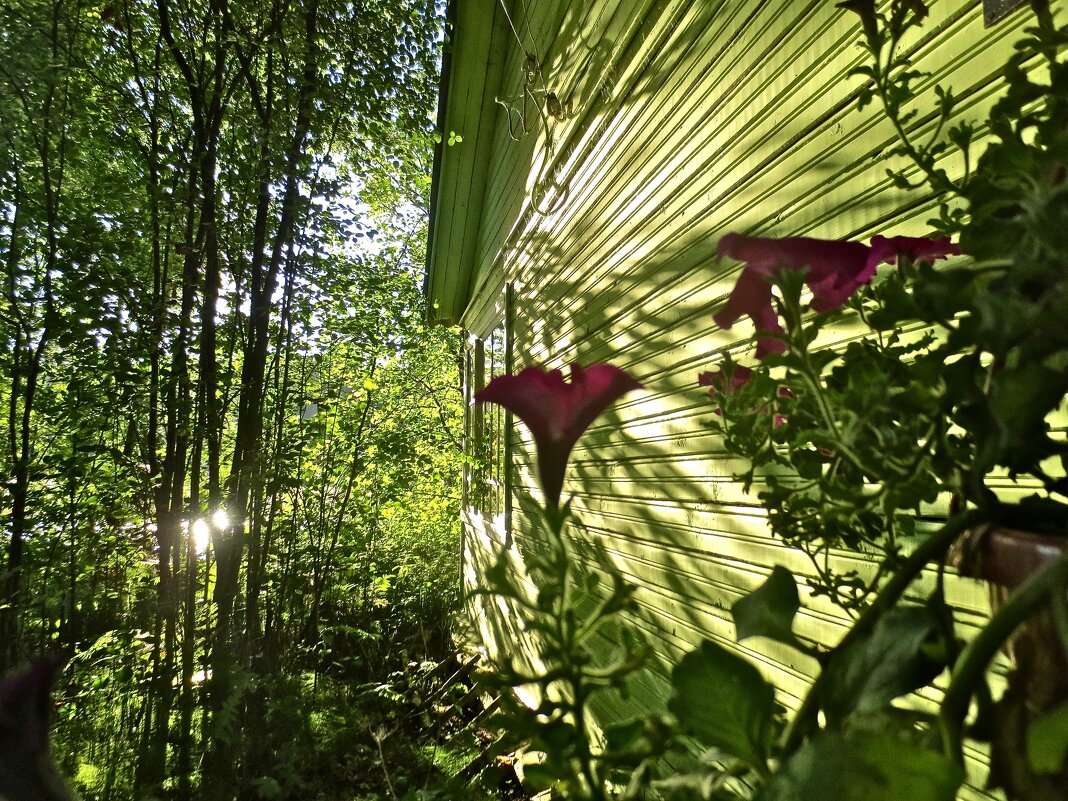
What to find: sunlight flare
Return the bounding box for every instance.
[191,518,211,555]
[211,508,229,531]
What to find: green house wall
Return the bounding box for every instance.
[427,1,1051,796]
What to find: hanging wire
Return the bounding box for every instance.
[498,0,540,66]
[493,0,570,214]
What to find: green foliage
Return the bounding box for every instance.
[657,556,969,800]
[708,2,1068,606]
[477,504,662,801]
[53,632,157,799]
[1028,701,1068,774]
[818,606,946,725]
[756,732,963,801]
[688,3,1068,799]
[0,0,461,797]
[730,567,801,649]
[669,641,779,774]
[845,0,1068,497]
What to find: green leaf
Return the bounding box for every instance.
[990,364,1068,470]
[731,566,802,648]
[668,640,778,769]
[820,606,945,723]
[601,717,668,768]
[757,732,963,801]
[1028,700,1068,774]
[252,777,283,800]
[603,718,646,752]
[520,762,566,791]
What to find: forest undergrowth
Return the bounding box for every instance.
[0,0,515,796]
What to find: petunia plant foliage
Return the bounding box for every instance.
[692,0,1068,798]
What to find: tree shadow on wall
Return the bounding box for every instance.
[473,216,821,742]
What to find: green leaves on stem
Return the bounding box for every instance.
[819,605,948,725]
[476,503,657,800]
[730,566,802,650]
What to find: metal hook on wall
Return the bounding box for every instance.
[494,0,573,215]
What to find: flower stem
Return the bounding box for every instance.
[542,504,606,801]
[1051,583,1068,659]
[781,510,983,752]
[870,20,961,195]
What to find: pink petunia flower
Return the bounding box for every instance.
[475,364,642,509]
[712,266,786,358]
[717,233,875,314]
[713,234,872,357]
[699,364,791,426]
[867,235,961,271]
[698,364,752,396]
[714,232,959,359]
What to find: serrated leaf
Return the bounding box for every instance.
[669,640,778,770]
[731,566,802,648]
[757,731,963,801]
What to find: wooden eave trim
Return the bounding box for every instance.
[424,0,508,326]
[422,0,459,315]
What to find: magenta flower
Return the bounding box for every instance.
[698,365,752,396]
[713,234,872,357]
[711,267,786,359]
[475,364,642,508]
[713,232,959,359]
[717,233,875,314]
[868,234,960,268]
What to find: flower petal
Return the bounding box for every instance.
[475,366,566,444]
[476,364,641,508]
[717,233,874,324]
[563,364,643,443]
[867,235,961,272]
[698,365,752,396]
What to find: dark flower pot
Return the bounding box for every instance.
[959,527,1068,701]
[955,526,1068,799]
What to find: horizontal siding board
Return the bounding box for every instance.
[467,5,1025,346]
